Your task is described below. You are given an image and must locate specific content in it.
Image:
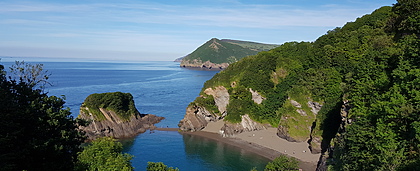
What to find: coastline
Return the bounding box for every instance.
[157,127,318,171]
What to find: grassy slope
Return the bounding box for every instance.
[183,38,279,64]
[221,39,279,51]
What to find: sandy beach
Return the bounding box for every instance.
[173,120,319,171]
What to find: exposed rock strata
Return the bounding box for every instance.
[277,98,323,153]
[316,101,351,171]
[179,86,266,136]
[180,59,229,70]
[78,107,164,140]
[204,86,229,115]
[220,114,266,137]
[249,88,266,104]
[178,105,220,132]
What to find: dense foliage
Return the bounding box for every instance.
[0,62,86,170]
[183,38,277,64]
[194,0,420,170]
[147,162,180,171]
[264,155,299,171]
[83,92,138,121]
[77,137,134,171]
[0,63,139,170]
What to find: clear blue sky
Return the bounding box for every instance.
[0,0,396,61]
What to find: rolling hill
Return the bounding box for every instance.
[179,38,279,70]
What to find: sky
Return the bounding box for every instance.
[0,0,397,62]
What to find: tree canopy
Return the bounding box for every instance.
[76,137,134,171]
[0,62,86,170]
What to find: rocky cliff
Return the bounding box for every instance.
[277,98,323,153]
[180,59,229,70]
[178,86,267,137]
[78,92,164,140]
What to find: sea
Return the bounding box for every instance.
[0,59,270,171]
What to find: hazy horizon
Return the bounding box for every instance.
[0,0,397,62]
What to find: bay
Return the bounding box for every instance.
[1,60,270,171]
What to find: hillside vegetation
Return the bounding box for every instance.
[82,92,139,121]
[191,0,420,170]
[180,38,278,69]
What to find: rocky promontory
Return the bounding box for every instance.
[179,38,278,70]
[178,86,267,137]
[78,92,164,140]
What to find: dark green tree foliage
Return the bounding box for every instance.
[332,1,420,170]
[0,63,86,171]
[225,85,255,123]
[77,137,134,171]
[191,94,220,115]
[146,162,180,171]
[264,155,299,171]
[84,92,138,121]
[194,1,420,170]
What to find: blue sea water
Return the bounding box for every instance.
[1,61,270,171]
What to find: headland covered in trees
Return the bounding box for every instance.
[178,1,420,170]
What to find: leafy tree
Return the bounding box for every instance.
[0,62,86,170]
[264,155,299,171]
[146,162,180,171]
[77,137,134,171]
[8,61,51,89]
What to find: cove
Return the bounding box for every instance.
[1,60,271,171]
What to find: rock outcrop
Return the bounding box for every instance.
[179,85,267,137]
[220,114,266,137]
[249,88,265,104]
[79,108,163,140]
[180,59,229,70]
[178,105,220,132]
[77,92,164,140]
[277,98,323,152]
[203,86,229,115]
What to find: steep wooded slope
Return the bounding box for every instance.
[180,1,420,170]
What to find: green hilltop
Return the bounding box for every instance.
[190,1,420,170]
[180,38,279,69]
[80,92,139,121]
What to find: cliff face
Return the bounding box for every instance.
[78,92,164,140]
[78,107,163,140]
[178,86,266,136]
[221,114,266,137]
[178,105,220,132]
[180,59,229,70]
[277,98,323,153]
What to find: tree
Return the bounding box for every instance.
[8,61,51,89]
[264,155,299,171]
[0,62,86,170]
[77,137,134,171]
[146,162,180,171]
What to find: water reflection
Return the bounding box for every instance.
[183,134,270,171]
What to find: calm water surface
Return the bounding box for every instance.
[1,60,270,171]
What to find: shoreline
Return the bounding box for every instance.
[156,128,318,171]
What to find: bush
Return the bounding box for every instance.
[264,155,299,171]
